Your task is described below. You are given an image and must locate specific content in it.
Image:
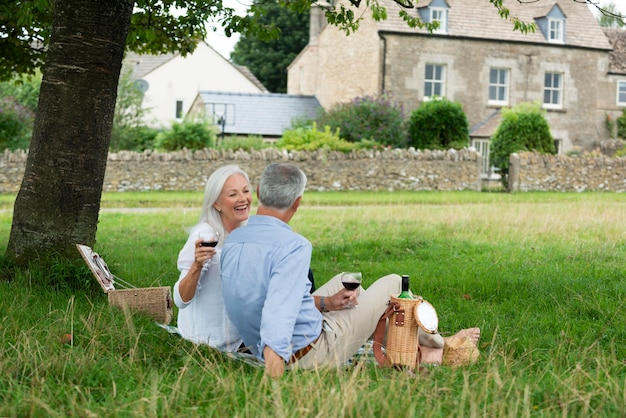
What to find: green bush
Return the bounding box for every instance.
[0,97,34,150]
[154,119,216,151]
[316,94,407,147]
[277,123,354,152]
[216,135,273,151]
[490,102,555,185]
[110,125,160,152]
[407,98,469,150]
[616,108,626,139]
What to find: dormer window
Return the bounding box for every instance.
[548,18,564,43]
[417,0,449,35]
[431,8,448,34]
[536,5,566,44]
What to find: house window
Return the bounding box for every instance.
[175,100,184,119]
[431,8,447,33]
[548,18,564,43]
[488,68,509,105]
[424,64,446,99]
[617,80,626,106]
[543,72,563,109]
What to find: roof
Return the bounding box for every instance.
[604,28,626,74]
[123,42,267,90]
[196,91,322,137]
[470,109,501,138]
[376,0,611,51]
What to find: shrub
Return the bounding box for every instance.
[616,108,626,139]
[216,135,273,151]
[154,119,216,151]
[277,123,354,152]
[490,102,555,185]
[316,94,407,147]
[110,126,160,152]
[407,98,469,150]
[0,97,34,151]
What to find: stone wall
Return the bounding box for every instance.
[0,148,482,193]
[509,152,626,192]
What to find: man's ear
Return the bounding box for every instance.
[292,195,302,211]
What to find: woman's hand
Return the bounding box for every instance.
[194,239,217,268]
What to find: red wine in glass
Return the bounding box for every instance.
[341,272,362,290]
[198,231,219,247]
[342,280,360,290]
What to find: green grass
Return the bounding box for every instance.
[1,191,625,416]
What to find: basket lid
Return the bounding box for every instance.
[414,299,439,334]
[76,244,116,293]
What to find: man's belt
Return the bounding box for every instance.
[289,334,321,364]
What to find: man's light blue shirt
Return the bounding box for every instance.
[221,215,323,362]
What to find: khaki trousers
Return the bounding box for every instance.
[292,273,445,369]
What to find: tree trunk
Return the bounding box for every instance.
[5,0,134,266]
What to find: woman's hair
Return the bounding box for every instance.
[199,164,251,239]
[258,163,307,211]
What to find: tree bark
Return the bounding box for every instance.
[6,0,134,265]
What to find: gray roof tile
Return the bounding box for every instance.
[197,91,322,137]
[377,0,611,50]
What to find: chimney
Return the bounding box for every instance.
[310,1,331,45]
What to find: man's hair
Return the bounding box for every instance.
[258,163,307,211]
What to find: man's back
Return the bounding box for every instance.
[221,215,322,361]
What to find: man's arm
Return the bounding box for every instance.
[263,345,285,378]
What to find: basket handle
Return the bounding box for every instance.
[372,301,401,367]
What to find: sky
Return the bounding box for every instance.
[206,0,626,59]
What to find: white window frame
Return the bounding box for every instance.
[430,8,447,34]
[543,72,563,109]
[617,80,626,106]
[548,18,564,43]
[175,100,184,120]
[488,68,509,106]
[424,63,446,100]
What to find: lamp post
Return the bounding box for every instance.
[216,115,226,146]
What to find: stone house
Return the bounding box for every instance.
[288,0,621,175]
[124,41,266,129]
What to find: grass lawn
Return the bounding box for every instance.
[0,191,624,417]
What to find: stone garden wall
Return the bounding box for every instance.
[2,149,624,193]
[0,148,482,193]
[509,152,626,192]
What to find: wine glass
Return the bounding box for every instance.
[198,230,220,266]
[341,272,362,308]
[198,230,220,247]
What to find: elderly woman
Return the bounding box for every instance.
[174,164,252,351]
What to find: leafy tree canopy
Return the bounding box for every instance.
[231,0,309,93]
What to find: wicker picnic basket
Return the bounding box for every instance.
[385,295,421,368]
[77,244,173,324]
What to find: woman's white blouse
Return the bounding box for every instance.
[173,223,242,352]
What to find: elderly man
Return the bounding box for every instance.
[221,162,477,377]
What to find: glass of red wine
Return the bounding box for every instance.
[198,230,220,247]
[198,230,220,265]
[341,272,362,308]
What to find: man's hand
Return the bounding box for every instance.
[325,288,359,310]
[263,346,285,378]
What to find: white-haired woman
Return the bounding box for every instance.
[174,164,252,351]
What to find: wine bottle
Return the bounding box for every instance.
[398,275,413,299]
